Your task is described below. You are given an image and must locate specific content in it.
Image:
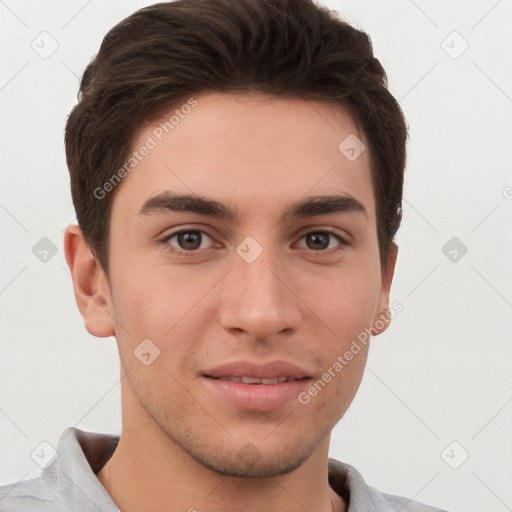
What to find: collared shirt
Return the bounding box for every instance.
[0,427,449,511]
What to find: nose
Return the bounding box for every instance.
[217,245,302,343]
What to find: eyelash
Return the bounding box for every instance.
[160,229,350,258]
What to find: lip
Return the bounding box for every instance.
[201,360,313,412]
[203,360,311,380]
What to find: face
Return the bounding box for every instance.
[100,92,395,477]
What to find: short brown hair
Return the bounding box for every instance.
[65,0,407,274]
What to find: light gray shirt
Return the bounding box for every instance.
[0,427,449,511]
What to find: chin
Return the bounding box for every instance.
[175,428,330,479]
[191,443,312,478]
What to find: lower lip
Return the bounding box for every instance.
[201,376,311,412]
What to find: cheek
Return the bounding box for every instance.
[107,258,169,357]
[296,265,379,344]
[108,261,216,360]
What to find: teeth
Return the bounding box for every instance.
[217,376,292,384]
[225,377,242,383]
[241,377,262,384]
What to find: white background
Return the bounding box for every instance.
[1,1,511,511]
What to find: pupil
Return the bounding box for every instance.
[179,231,201,250]
[308,233,328,250]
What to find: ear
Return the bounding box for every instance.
[370,242,398,336]
[64,225,115,338]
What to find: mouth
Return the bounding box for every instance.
[205,376,306,384]
[200,361,313,411]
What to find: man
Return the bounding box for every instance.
[0,0,449,510]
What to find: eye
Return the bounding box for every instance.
[162,229,215,256]
[296,231,348,252]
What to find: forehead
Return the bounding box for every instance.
[112,92,374,223]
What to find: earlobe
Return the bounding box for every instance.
[371,243,399,336]
[63,225,115,338]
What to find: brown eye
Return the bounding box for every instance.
[176,231,202,250]
[163,230,215,255]
[305,232,330,250]
[297,231,347,252]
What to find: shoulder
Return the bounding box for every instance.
[366,485,450,512]
[0,476,60,512]
[328,458,450,512]
[0,427,120,512]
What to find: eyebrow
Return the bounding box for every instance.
[138,192,367,222]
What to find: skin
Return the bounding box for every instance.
[65,92,397,512]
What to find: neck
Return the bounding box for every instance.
[99,458,343,511]
[97,430,345,512]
